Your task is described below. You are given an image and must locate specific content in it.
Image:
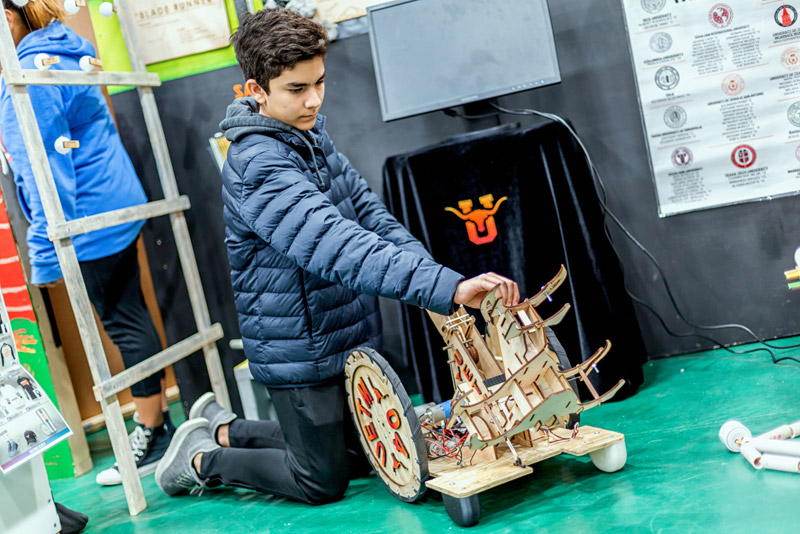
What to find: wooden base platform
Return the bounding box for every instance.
[426,425,624,498]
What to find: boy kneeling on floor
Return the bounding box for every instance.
[155,8,520,504]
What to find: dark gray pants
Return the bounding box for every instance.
[80,239,164,397]
[198,380,370,504]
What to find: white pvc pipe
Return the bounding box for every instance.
[719,420,751,452]
[759,453,800,474]
[740,442,763,469]
[750,437,800,456]
[756,420,800,440]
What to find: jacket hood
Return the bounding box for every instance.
[17,21,94,60]
[221,97,329,191]
[219,97,324,144]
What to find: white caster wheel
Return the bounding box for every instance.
[590,440,627,473]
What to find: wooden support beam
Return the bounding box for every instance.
[47,196,190,240]
[2,69,161,87]
[93,324,224,401]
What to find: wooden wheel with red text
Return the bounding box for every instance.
[344,346,428,502]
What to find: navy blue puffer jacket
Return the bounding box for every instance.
[220,98,464,387]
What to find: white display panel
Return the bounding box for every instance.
[621,0,800,216]
[0,287,70,474]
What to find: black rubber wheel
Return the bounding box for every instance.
[442,494,481,527]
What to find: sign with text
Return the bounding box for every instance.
[315,0,381,23]
[0,286,71,474]
[130,0,231,65]
[621,0,800,216]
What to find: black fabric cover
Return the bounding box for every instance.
[383,122,646,403]
[55,501,88,534]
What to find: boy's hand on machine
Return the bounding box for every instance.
[454,273,520,309]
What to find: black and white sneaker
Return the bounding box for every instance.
[95,422,174,486]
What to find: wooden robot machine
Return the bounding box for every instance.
[344,266,627,526]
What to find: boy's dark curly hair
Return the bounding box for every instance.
[231,8,329,95]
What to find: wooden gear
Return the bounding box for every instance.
[344,348,428,502]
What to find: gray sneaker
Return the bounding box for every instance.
[154,418,219,496]
[189,392,237,444]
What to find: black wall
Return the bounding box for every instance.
[324,0,800,358]
[110,0,800,399]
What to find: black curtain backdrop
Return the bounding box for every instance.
[383,122,646,404]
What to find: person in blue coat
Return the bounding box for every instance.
[1,0,174,486]
[156,8,520,504]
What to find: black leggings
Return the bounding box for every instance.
[198,380,370,504]
[80,240,164,398]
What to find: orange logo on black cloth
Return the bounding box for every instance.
[445,194,507,245]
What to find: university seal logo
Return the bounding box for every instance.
[721,73,744,96]
[664,105,687,128]
[655,66,680,90]
[731,145,756,168]
[671,147,693,168]
[788,101,800,127]
[650,32,673,53]
[776,5,798,27]
[708,3,733,28]
[641,0,666,14]
[782,47,800,70]
[445,194,507,246]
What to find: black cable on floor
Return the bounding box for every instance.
[485,100,800,365]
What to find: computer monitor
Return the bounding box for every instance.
[367,0,561,121]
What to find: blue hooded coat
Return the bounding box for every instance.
[0,22,147,284]
[220,97,464,387]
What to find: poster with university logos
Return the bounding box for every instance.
[621,0,800,217]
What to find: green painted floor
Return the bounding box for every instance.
[51,345,800,533]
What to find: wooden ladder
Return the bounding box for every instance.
[0,0,231,515]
